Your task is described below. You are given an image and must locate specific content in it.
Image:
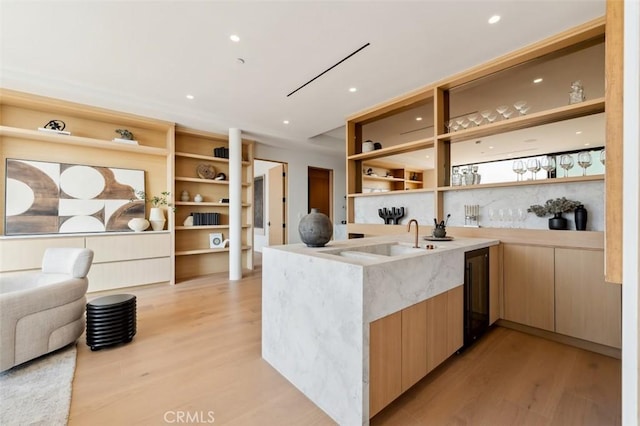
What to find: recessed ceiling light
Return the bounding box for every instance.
[416,117,423,121]
[283,120,290,125]
[576,131,583,135]
[186,94,194,100]
[488,15,501,24]
[425,155,430,159]
[349,87,357,93]
[230,34,240,42]
[236,58,245,64]
[533,77,543,84]
[584,142,591,146]
[489,146,494,149]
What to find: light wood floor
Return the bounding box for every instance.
[69,270,621,425]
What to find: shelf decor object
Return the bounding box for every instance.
[527,197,582,230]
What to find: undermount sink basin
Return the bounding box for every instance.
[324,243,426,261]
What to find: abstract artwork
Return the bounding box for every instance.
[5,159,145,235]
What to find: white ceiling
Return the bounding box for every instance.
[0,1,606,156]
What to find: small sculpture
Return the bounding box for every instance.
[44,120,66,131]
[115,129,134,140]
[569,80,585,104]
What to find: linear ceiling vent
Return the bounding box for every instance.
[286,42,370,97]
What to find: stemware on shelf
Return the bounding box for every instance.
[480,110,493,124]
[460,119,471,130]
[502,108,515,119]
[519,105,531,115]
[559,154,575,177]
[468,113,483,127]
[445,120,454,133]
[577,151,592,176]
[513,100,528,114]
[496,105,509,119]
[526,158,541,180]
[540,156,556,175]
[512,160,525,181]
[600,149,606,165]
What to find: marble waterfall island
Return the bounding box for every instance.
[261,234,498,425]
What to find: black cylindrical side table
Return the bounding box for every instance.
[86,294,137,351]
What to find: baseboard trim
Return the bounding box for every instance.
[496,319,621,359]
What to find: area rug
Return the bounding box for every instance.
[0,344,77,425]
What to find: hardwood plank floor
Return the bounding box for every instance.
[69,270,620,425]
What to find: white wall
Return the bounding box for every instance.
[254,143,346,245]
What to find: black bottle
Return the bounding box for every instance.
[575,204,588,231]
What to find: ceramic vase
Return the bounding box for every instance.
[149,207,166,231]
[548,212,568,230]
[298,208,333,247]
[574,204,587,231]
[128,218,149,232]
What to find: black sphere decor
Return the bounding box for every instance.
[574,204,588,231]
[548,212,568,230]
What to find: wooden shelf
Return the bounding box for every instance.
[175,151,251,165]
[175,225,250,231]
[363,175,404,182]
[175,245,252,256]
[0,126,168,156]
[174,201,250,207]
[175,176,250,186]
[348,187,435,198]
[437,174,603,191]
[436,98,605,144]
[348,137,434,161]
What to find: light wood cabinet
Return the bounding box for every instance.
[173,127,254,281]
[555,248,621,348]
[0,89,175,285]
[371,286,463,417]
[362,160,425,194]
[503,244,555,331]
[489,244,502,324]
[369,310,402,417]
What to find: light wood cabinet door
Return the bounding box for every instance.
[555,248,621,348]
[426,291,449,373]
[446,285,464,355]
[503,244,555,331]
[369,311,402,418]
[401,301,427,392]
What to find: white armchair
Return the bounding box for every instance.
[0,248,94,372]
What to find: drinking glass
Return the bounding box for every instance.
[496,105,509,119]
[460,119,471,130]
[559,154,574,177]
[600,149,606,165]
[480,109,492,124]
[519,105,531,115]
[468,113,483,127]
[502,108,515,119]
[445,120,454,133]
[540,156,556,176]
[486,113,498,123]
[512,160,525,181]
[514,100,528,114]
[577,151,592,176]
[526,158,540,180]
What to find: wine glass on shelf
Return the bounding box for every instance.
[468,113,483,127]
[600,149,606,165]
[496,105,509,119]
[512,160,525,181]
[540,156,556,177]
[514,100,528,115]
[559,154,574,177]
[460,119,471,130]
[502,108,515,119]
[526,158,540,180]
[519,105,531,115]
[445,120,454,133]
[577,151,592,176]
[486,112,498,123]
[480,109,492,124]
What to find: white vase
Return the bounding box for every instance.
[149,208,166,231]
[128,218,150,232]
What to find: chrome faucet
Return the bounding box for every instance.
[407,219,419,248]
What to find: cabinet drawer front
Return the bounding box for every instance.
[86,233,171,262]
[0,237,85,272]
[88,257,171,292]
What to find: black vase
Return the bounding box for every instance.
[548,212,568,230]
[575,204,588,231]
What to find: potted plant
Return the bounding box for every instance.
[527,197,581,230]
[132,190,174,231]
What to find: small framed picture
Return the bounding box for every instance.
[209,232,224,248]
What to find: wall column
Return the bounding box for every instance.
[229,128,242,281]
